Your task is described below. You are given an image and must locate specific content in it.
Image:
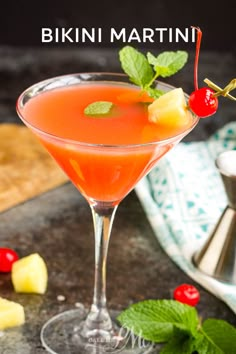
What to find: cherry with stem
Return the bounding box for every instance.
[189,27,236,118]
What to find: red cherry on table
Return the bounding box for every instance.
[173,283,200,306]
[0,248,19,272]
[189,87,218,118]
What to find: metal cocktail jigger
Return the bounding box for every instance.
[193,150,236,284]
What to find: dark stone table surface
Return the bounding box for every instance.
[0,46,235,353]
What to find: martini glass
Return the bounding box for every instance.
[16,73,198,354]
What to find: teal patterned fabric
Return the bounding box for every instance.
[135,123,236,313]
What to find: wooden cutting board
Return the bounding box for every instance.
[0,123,68,213]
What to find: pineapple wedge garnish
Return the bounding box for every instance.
[12,253,48,294]
[148,88,190,127]
[0,297,25,330]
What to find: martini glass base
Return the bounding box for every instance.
[40,305,156,354]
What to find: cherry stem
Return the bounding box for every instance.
[192,26,202,91]
[204,78,236,101]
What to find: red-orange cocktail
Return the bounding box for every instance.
[17,73,198,354]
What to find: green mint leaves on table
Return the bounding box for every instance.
[117,299,236,354]
[84,101,114,117]
[119,46,188,98]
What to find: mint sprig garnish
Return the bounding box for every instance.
[84,101,114,117]
[119,46,188,99]
[147,51,188,78]
[83,47,188,115]
[117,299,236,354]
[119,46,154,89]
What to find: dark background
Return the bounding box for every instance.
[0,4,236,353]
[0,0,235,51]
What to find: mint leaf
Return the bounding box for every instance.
[160,336,192,354]
[84,101,114,117]
[160,327,193,354]
[190,332,223,354]
[147,51,188,78]
[119,46,188,100]
[146,87,164,99]
[202,319,236,354]
[161,329,224,354]
[179,319,236,354]
[119,46,153,88]
[117,300,199,343]
[117,298,236,354]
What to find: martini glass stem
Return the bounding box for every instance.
[83,203,118,338]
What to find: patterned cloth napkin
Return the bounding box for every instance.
[135,122,236,313]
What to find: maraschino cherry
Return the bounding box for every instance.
[189,87,218,117]
[189,27,235,118]
[0,247,19,273]
[173,283,200,307]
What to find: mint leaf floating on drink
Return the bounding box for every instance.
[84,101,114,117]
[117,299,236,353]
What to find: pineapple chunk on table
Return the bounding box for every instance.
[12,253,48,294]
[0,297,25,330]
[148,88,190,127]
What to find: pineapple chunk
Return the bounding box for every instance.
[148,88,189,127]
[12,253,48,294]
[0,297,25,330]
